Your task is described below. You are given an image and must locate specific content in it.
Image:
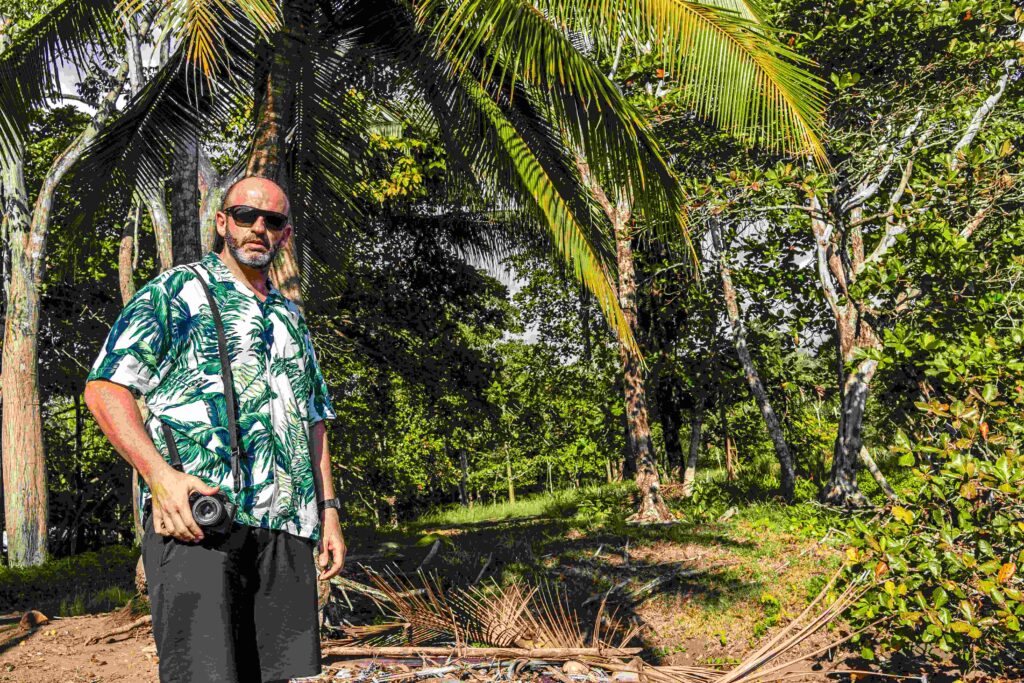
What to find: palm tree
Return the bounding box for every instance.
[0,0,826,559]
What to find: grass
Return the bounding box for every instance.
[58,585,135,617]
[411,483,624,528]
[395,476,846,664]
[0,545,138,616]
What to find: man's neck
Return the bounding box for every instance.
[216,250,272,299]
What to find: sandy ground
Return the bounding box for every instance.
[0,611,160,683]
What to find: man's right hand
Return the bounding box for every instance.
[147,466,222,543]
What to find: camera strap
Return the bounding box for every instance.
[157,265,242,497]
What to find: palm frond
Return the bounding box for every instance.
[118,0,280,77]
[429,0,829,166]
[62,16,255,236]
[0,0,118,163]
[418,0,691,236]
[349,0,639,351]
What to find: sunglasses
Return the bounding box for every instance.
[224,205,289,231]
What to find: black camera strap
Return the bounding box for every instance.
[157,265,242,497]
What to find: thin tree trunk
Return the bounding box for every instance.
[859,446,896,501]
[171,124,202,265]
[616,222,671,523]
[820,359,876,507]
[2,58,130,566]
[458,449,469,507]
[656,375,684,480]
[247,0,303,308]
[720,389,737,481]
[710,221,796,501]
[505,448,515,505]
[579,284,592,364]
[118,205,139,303]
[681,407,702,498]
[197,149,224,253]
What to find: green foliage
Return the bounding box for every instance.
[845,213,1024,670]
[0,545,137,614]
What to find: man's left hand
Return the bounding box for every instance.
[317,508,346,581]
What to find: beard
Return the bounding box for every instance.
[225,230,281,269]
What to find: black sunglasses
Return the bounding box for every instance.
[224,205,289,231]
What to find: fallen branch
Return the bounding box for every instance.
[472,553,494,586]
[416,540,442,572]
[322,645,643,659]
[86,614,152,645]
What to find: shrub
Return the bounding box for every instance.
[0,545,138,615]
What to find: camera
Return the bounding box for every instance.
[188,491,237,536]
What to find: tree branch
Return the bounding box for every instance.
[951,25,1024,170]
[841,108,926,213]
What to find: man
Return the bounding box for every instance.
[84,176,346,683]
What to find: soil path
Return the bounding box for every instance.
[0,612,159,683]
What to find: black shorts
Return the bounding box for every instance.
[141,513,321,683]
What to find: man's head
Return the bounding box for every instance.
[215,177,292,271]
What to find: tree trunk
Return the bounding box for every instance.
[859,446,897,501]
[711,221,796,501]
[458,448,469,507]
[655,374,684,480]
[247,0,304,308]
[2,57,130,566]
[1,207,47,566]
[720,389,737,481]
[197,149,224,253]
[505,448,515,505]
[820,359,876,507]
[171,124,202,265]
[118,206,139,303]
[681,407,702,498]
[579,284,592,364]
[616,223,672,523]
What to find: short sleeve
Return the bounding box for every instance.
[303,330,336,423]
[86,280,175,397]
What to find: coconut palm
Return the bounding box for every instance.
[0,0,828,558]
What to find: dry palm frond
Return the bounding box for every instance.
[338,565,878,683]
[359,566,631,651]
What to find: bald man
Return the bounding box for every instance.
[85,177,346,683]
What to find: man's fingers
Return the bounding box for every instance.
[191,476,220,497]
[332,542,346,573]
[317,545,329,568]
[182,506,204,542]
[167,508,197,542]
[318,540,345,580]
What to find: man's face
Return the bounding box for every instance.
[216,179,293,270]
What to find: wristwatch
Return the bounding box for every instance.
[317,497,342,513]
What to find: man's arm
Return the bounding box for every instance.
[310,420,345,581]
[84,379,221,543]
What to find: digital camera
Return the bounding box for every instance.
[188,491,237,536]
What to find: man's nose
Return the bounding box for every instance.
[250,216,269,234]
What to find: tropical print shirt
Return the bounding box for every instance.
[86,251,336,541]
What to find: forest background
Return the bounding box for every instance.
[0,0,1023,676]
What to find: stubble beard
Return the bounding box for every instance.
[225,230,281,270]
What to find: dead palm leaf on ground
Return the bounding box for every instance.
[327,566,885,682]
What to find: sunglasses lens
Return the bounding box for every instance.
[263,214,286,230]
[228,206,286,231]
[230,207,260,227]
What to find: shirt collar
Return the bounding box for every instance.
[200,251,284,304]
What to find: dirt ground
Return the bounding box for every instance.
[0,610,160,683]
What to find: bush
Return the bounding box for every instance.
[847,387,1024,672]
[0,545,138,616]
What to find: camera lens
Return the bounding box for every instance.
[192,496,224,526]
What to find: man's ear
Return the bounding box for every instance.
[215,210,227,238]
[278,224,294,248]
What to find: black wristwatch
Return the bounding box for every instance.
[317,497,342,513]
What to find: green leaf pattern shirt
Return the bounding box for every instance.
[87,252,336,541]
